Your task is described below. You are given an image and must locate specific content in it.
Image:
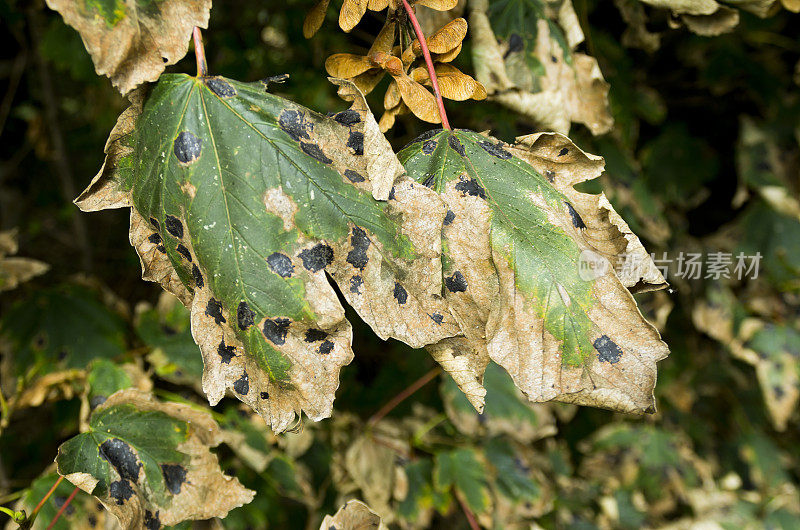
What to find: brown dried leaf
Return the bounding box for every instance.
[320,499,387,530]
[44,0,210,94]
[0,229,49,292]
[304,0,331,38]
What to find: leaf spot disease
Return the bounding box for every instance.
[263,318,291,345]
[299,243,334,272]
[565,202,586,229]
[445,271,468,293]
[278,110,311,141]
[422,174,436,188]
[301,142,333,164]
[305,328,328,342]
[346,227,370,270]
[160,463,188,494]
[429,312,444,324]
[410,129,442,145]
[350,275,363,294]
[344,169,365,183]
[455,177,486,199]
[267,252,294,278]
[347,131,364,155]
[318,340,334,354]
[393,282,408,304]
[558,147,569,156]
[148,233,162,245]
[260,391,270,399]
[204,77,237,98]
[173,131,202,164]
[205,298,226,325]
[422,139,438,154]
[149,217,160,230]
[237,301,256,330]
[191,264,204,288]
[144,510,160,530]
[175,243,192,262]
[448,135,466,156]
[478,139,512,160]
[99,438,141,482]
[233,371,250,395]
[165,215,184,239]
[218,339,236,364]
[545,170,556,182]
[333,109,362,126]
[594,335,622,364]
[444,210,455,225]
[109,479,134,505]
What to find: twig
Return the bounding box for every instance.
[367,367,441,426]
[455,490,481,530]
[45,486,77,530]
[399,0,451,129]
[31,476,63,518]
[27,8,93,272]
[0,52,27,138]
[193,27,208,77]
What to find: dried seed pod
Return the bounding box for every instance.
[326,54,374,78]
[339,0,369,32]
[303,0,330,38]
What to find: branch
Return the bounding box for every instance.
[45,486,78,530]
[367,367,441,426]
[400,0,451,130]
[193,27,208,77]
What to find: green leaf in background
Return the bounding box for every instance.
[398,458,452,523]
[13,473,116,530]
[399,128,668,414]
[76,74,459,432]
[434,448,491,514]
[55,389,253,528]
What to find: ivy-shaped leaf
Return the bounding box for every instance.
[399,129,668,414]
[433,448,491,514]
[56,389,254,528]
[45,0,211,94]
[75,74,458,432]
[320,499,387,530]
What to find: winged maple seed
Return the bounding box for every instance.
[45,0,211,95]
[304,0,458,36]
[326,17,485,130]
[75,74,459,433]
[398,129,669,414]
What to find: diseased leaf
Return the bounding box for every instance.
[44,0,211,94]
[56,389,254,529]
[75,74,458,432]
[320,499,387,530]
[399,129,669,414]
[433,448,491,514]
[0,229,49,292]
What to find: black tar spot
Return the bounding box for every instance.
[344,169,365,183]
[100,438,141,482]
[237,301,255,330]
[565,202,586,229]
[156,244,166,253]
[148,233,162,246]
[205,77,237,98]
[233,371,250,395]
[594,335,622,364]
[260,391,270,399]
[165,215,184,238]
[448,135,466,156]
[422,139,438,154]
[388,186,396,200]
[422,174,436,188]
[205,298,226,325]
[261,74,289,90]
[263,318,291,345]
[279,110,310,141]
[161,464,187,494]
[430,312,444,324]
[109,480,134,505]
[299,243,334,272]
[334,109,362,126]
[455,177,486,199]
[393,282,408,304]
[445,271,468,292]
[144,510,160,530]
[346,227,370,270]
[319,340,334,354]
[90,395,106,409]
[267,252,294,278]
[558,147,569,156]
[149,217,160,230]
[305,328,328,342]
[443,210,455,225]
[175,244,192,262]
[774,385,786,399]
[191,264,204,288]
[347,131,364,155]
[506,33,524,55]
[53,495,76,516]
[409,129,443,145]
[478,139,512,159]
[88,514,98,527]
[301,142,332,164]
[350,275,363,294]
[173,132,202,164]
[218,339,236,364]
[545,170,555,182]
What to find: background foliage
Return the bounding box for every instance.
[0,0,799,528]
